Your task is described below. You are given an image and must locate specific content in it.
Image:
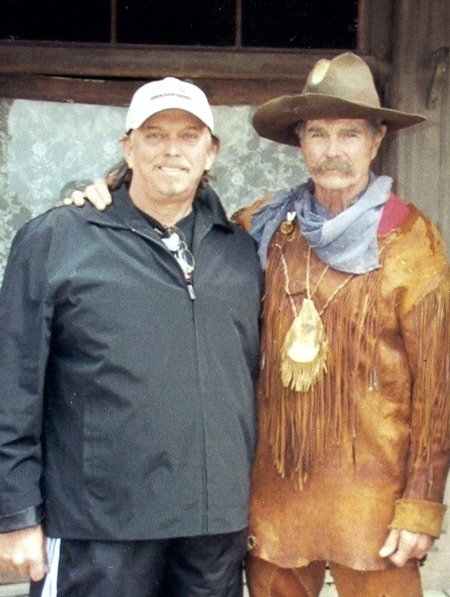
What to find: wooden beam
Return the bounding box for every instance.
[0,75,139,106]
[0,74,323,106]
[0,42,391,106]
[0,42,341,80]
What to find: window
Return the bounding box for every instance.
[117,0,235,46]
[1,0,359,49]
[0,0,111,43]
[242,0,358,49]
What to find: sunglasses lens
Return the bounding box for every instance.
[178,249,195,273]
[164,231,182,252]
[160,227,195,279]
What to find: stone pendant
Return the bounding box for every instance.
[281,298,329,392]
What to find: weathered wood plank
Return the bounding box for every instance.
[0,43,390,81]
[0,43,391,106]
[0,43,341,80]
[384,0,449,260]
[0,73,336,106]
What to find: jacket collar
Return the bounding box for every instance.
[84,183,233,234]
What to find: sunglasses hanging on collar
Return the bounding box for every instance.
[140,209,196,299]
[159,227,195,283]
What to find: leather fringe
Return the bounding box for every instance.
[410,285,450,465]
[263,255,382,490]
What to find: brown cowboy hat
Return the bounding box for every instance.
[252,52,426,147]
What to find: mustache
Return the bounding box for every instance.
[310,158,354,175]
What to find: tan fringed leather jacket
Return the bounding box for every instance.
[235,195,450,571]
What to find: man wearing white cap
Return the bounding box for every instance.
[0,77,262,596]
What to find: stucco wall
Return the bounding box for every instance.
[0,97,307,279]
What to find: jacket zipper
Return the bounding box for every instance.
[132,223,208,529]
[186,276,196,300]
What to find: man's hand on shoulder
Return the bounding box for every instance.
[0,524,48,581]
[63,178,112,211]
[379,529,433,567]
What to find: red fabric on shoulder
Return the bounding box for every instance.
[378,193,411,234]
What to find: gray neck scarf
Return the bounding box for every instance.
[250,173,393,274]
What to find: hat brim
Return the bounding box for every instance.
[252,94,426,146]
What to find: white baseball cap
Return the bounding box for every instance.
[125,77,214,133]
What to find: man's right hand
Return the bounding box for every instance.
[63,178,112,211]
[0,525,48,581]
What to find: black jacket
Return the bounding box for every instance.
[0,185,262,540]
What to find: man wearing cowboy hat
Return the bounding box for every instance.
[234,52,450,596]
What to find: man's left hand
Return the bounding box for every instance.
[62,179,111,210]
[379,529,434,566]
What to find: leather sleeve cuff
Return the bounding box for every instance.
[389,498,447,538]
[0,505,44,533]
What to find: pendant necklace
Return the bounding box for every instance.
[275,242,354,392]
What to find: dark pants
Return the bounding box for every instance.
[30,530,247,597]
